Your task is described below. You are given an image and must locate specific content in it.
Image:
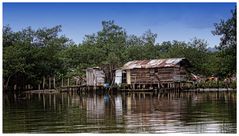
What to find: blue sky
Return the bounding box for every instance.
[3,2,236,47]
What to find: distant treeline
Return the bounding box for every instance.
[3,8,236,90]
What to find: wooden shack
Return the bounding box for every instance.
[86,67,105,87]
[122,58,191,89]
[114,69,123,85]
[114,69,127,85]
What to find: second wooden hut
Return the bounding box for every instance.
[121,58,191,89]
[86,67,105,87]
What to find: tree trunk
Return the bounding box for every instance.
[4,73,16,90]
[4,76,11,90]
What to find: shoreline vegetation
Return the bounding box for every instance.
[3,8,236,92]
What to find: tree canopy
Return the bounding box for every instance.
[3,8,236,90]
[212,8,236,77]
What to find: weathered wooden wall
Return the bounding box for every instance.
[127,66,187,85]
[86,68,105,86]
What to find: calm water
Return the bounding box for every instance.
[3,91,236,133]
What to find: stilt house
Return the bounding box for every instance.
[121,58,191,89]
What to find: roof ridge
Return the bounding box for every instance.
[123,58,188,70]
[128,58,185,62]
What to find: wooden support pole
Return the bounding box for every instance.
[53,94,56,110]
[38,84,40,90]
[67,78,70,86]
[53,76,56,89]
[43,94,45,109]
[43,76,45,89]
[49,77,51,89]
[61,77,64,87]
[14,84,17,91]
[49,94,51,107]
[38,93,41,100]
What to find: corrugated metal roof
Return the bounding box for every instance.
[122,58,186,70]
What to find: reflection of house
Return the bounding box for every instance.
[118,58,191,89]
[85,94,124,125]
[86,67,105,86]
[124,93,185,133]
[86,95,105,119]
[115,95,123,121]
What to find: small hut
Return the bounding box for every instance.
[114,69,127,86]
[121,58,191,89]
[86,67,105,87]
[114,69,123,85]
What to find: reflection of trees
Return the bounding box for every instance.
[3,91,236,133]
[178,92,236,133]
[123,92,236,133]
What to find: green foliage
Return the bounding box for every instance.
[212,8,236,77]
[230,81,236,89]
[3,25,71,89]
[3,9,236,90]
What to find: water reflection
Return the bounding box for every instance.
[3,91,236,133]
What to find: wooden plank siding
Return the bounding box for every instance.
[86,68,105,86]
[127,67,188,85]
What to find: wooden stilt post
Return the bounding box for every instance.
[43,76,45,90]
[49,94,52,107]
[38,84,40,90]
[61,77,64,87]
[38,93,41,101]
[53,94,56,110]
[43,94,46,109]
[53,76,56,89]
[14,84,17,91]
[67,78,70,86]
[49,77,51,89]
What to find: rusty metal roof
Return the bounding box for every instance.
[122,58,187,70]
